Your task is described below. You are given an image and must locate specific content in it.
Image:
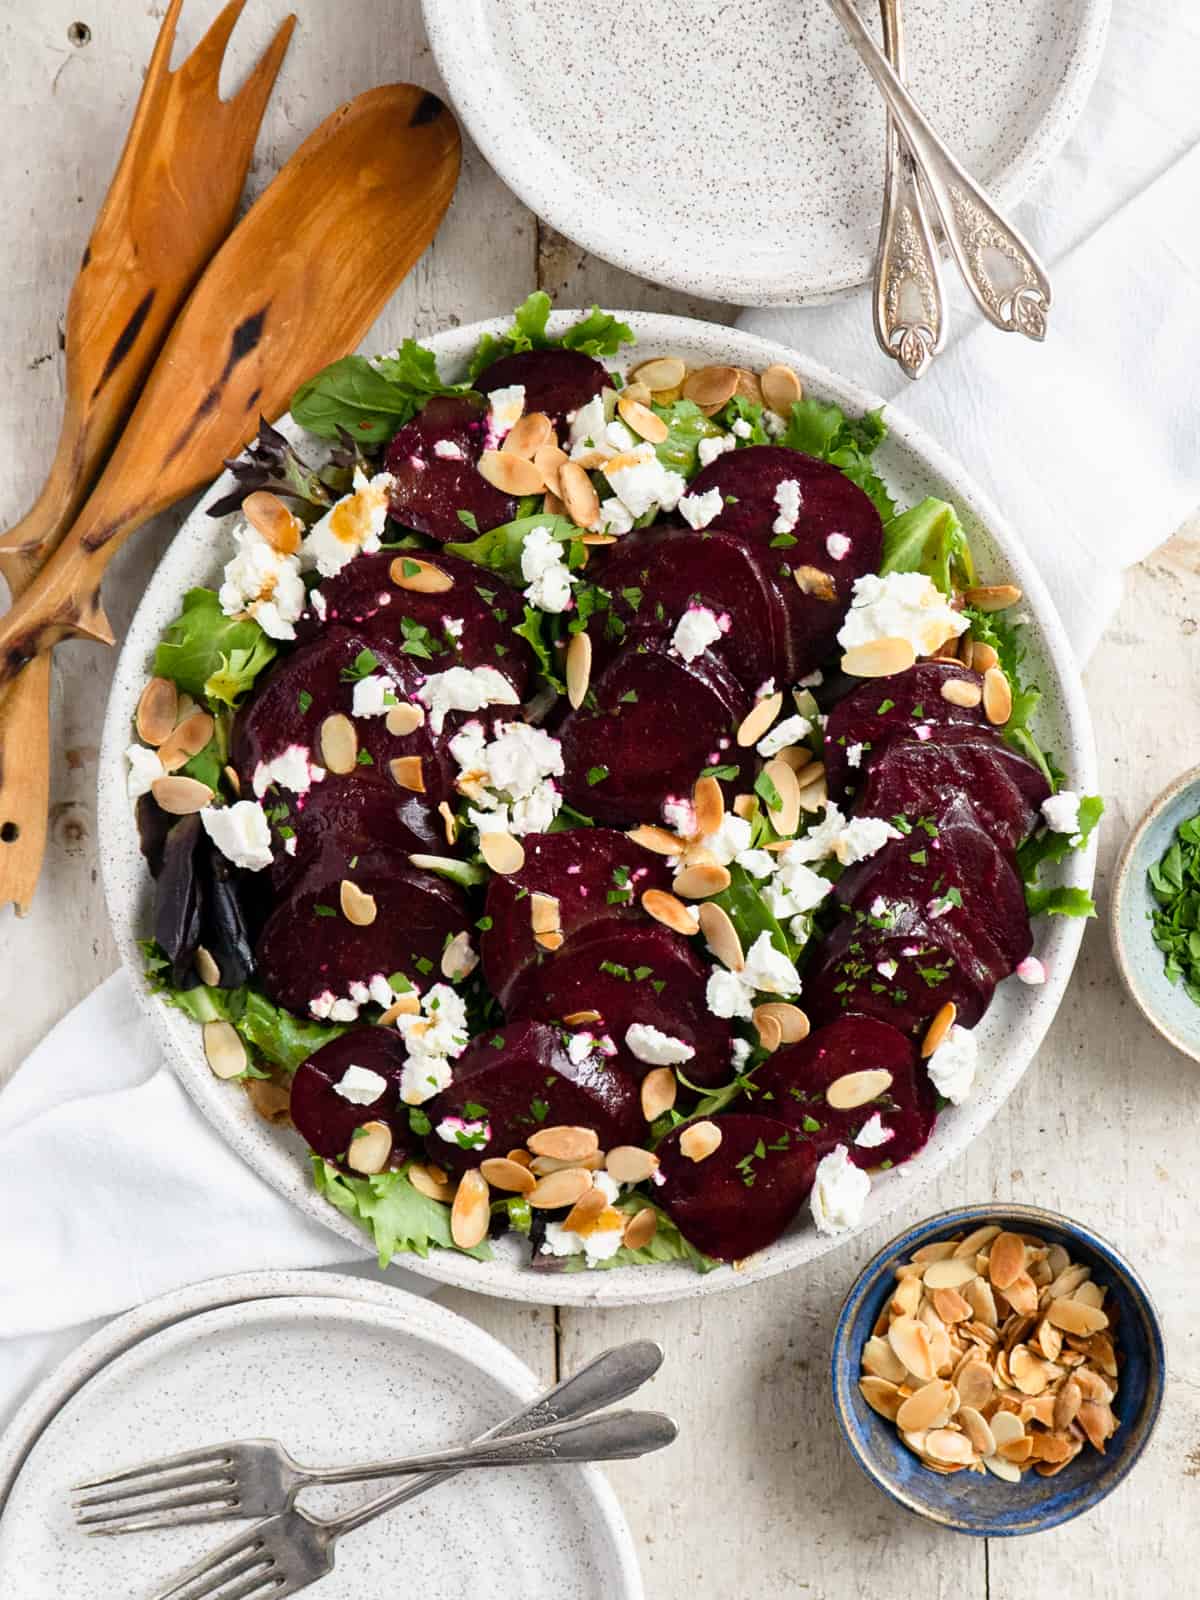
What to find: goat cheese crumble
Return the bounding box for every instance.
[672,604,729,664]
[417,664,520,734]
[300,469,393,579]
[697,433,735,468]
[200,800,273,872]
[333,1064,389,1106]
[351,673,399,718]
[126,744,163,799]
[624,1024,695,1066]
[705,931,802,1020]
[449,718,564,836]
[219,521,306,640]
[398,984,471,1105]
[1041,790,1082,837]
[926,1024,978,1104]
[837,571,967,658]
[520,524,576,613]
[757,713,811,759]
[485,384,525,445]
[811,1145,871,1235]
[854,1113,894,1149]
[772,478,803,535]
[252,744,324,799]
[677,486,724,531]
[603,443,685,519]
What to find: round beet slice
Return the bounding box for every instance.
[507,920,734,1087]
[752,1016,936,1169]
[258,778,446,896]
[656,1114,818,1261]
[481,829,672,1009]
[290,1028,410,1161]
[384,394,518,542]
[854,727,1049,853]
[297,551,532,696]
[684,446,883,677]
[558,643,752,826]
[476,348,610,434]
[583,525,794,693]
[823,661,987,795]
[256,852,469,1018]
[423,1018,641,1175]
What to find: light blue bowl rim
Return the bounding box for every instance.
[830,1202,1166,1537]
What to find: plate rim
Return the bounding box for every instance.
[420,0,1112,305]
[0,1270,644,1599]
[98,308,1098,1308]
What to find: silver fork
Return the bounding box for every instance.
[827,0,1052,341]
[872,0,946,377]
[72,1339,663,1536]
[141,1407,677,1600]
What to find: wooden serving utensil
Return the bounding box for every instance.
[0,0,294,913]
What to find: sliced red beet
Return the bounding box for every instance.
[752,1016,936,1169]
[582,525,794,693]
[506,919,734,1087]
[833,798,1032,979]
[257,778,446,896]
[476,348,610,435]
[854,727,1049,852]
[289,1028,411,1161]
[384,394,518,542]
[423,1018,641,1176]
[255,850,469,1017]
[656,1113,818,1261]
[296,551,532,696]
[684,446,883,677]
[481,829,672,1009]
[558,643,752,826]
[823,661,987,795]
[802,905,994,1036]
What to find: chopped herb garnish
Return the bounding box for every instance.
[701,763,739,780]
[313,903,337,918]
[586,765,610,786]
[339,647,379,682]
[297,689,313,713]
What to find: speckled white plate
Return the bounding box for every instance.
[421,0,1109,305]
[0,1274,643,1600]
[98,311,1097,1307]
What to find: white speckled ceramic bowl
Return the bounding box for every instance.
[98,312,1098,1307]
[1110,765,1200,1064]
[422,0,1110,305]
[0,1273,644,1599]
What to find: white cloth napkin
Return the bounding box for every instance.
[0,974,424,1430]
[738,0,1200,663]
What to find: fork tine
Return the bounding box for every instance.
[228,13,297,113]
[83,1504,248,1538]
[75,1483,239,1528]
[73,1463,236,1508]
[182,0,251,83]
[143,0,186,88]
[203,1572,285,1600]
[147,1528,270,1600]
[71,1444,233,1494]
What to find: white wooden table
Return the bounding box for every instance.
[2,5,1198,1593]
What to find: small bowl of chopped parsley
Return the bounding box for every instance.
[1111,765,1200,1063]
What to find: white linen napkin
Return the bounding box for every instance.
[0,973,424,1427]
[738,0,1200,662]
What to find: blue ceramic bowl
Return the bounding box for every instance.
[831,1203,1164,1536]
[1111,764,1200,1064]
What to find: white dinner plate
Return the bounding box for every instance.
[422,0,1110,305]
[0,1275,643,1600]
[98,311,1097,1307]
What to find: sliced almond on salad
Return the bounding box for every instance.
[940,679,983,708]
[320,713,358,774]
[135,676,179,746]
[243,489,302,554]
[921,1001,956,1058]
[339,879,377,927]
[566,630,591,709]
[606,1145,660,1184]
[679,1120,722,1162]
[752,1001,809,1044]
[964,583,1022,612]
[622,1207,658,1250]
[151,775,214,815]
[389,556,453,593]
[528,1167,593,1210]
[640,1067,677,1121]
[682,365,738,411]
[692,774,724,836]
[841,636,916,678]
[631,356,686,392]
[736,690,783,749]
[480,831,525,874]
[450,1169,491,1247]
[158,710,215,772]
[386,702,425,736]
[825,1068,893,1111]
[502,411,553,459]
[698,902,744,971]
[793,565,837,601]
[983,666,1013,726]
[478,449,545,496]
[203,1019,246,1080]
[533,443,568,498]
[527,1125,600,1162]
[760,363,803,414]
[480,1157,536,1195]
[388,755,425,793]
[617,393,668,443]
[641,888,699,937]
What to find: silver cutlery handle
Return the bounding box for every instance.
[829,0,1051,340]
[326,1341,666,1536]
[872,0,946,377]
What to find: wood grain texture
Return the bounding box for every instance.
[1,5,1198,1596]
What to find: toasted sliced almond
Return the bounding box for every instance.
[605,1145,660,1184]
[535,930,564,952]
[533,442,568,497]
[983,1453,1023,1482]
[527,1125,600,1162]
[983,666,1012,726]
[734,368,763,406]
[563,1008,602,1025]
[407,1163,457,1202]
[970,641,999,673]
[627,823,687,856]
[1053,1376,1083,1431]
[841,636,917,679]
[736,690,783,749]
[388,555,454,594]
[673,862,732,899]
[825,1068,893,1111]
[921,1256,980,1292]
[388,755,425,793]
[449,1168,490,1247]
[900,1380,959,1433]
[321,713,358,774]
[921,1001,957,1058]
[988,1231,1028,1290]
[773,745,813,774]
[888,1315,936,1383]
[1046,1262,1092,1301]
[955,1360,995,1410]
[913,1239,959,1263]
[441,930,478,981]
[679,1120,722,1162]
[642,887,699,937]
[1036,1318,1064,1362]
[954,1224,1002,1258]
[530,891,561,935]
[158,710,215,772]
[754,1010,783,1053]
[203,1018,246,1079]
[479,448,545,496]
[964,583,1022,612]
[480,831,525,874]
[940,678,983,708]
[240,489,301,554]
[562,1186,610,1233]
[1077,1400,1117,1452]
[135,677,179,746]
[530,1151,605,1176]
[860,1377,904,1422]
[559,460,601,529]
[924,1428,975,1466]
[681,364,738,410]
[1003,1272,1040,1317]
[621,380,652,406]
[632,357,686,392]
[506,1148,533,1168]
[891,1275,922,1318]
[339,879,377,927]
[245,1077,291,1124]
[347,1120,393,1177]
[698,902,744,972]
[693,774,724,835]
[616,392,668,443]
[640,1067,677,1121]
[1047,1298,1109,1335]
[998,1435,1034,1464]
[760,362,802,414]
[932,1287,972,1325]
[763,756,801,837]
[193,945,221,988]
[957,1406,996,1458]
[793,565,837,601]
[502,411,553,459]
[566,630,591,709]
[752,1001,809,1044]
[386,702,425,736]
[151,774,214,815]
[1009,1345,1050,1395]
[378,992,421,1026]
[527,1167,593,1210]
[623,1207,658,1250]
[863,1335,908,1384]
[1072,1278,1106,1309]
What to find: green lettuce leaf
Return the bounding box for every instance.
[153,588,277,705]
[709,861,798,964]
[560,306,636,359]
[880,497,976,593]
[446,513,579,583]
[961,604,1058,787]
[779,398,896,521]
[238,990,349,1073]
[1016,794,1103,918]
[291,346,468,444]
[467,292,635,381]
[513,605,566,693]
[653,398,724,477]
[312,1159,492,1266]
[561,1199,718,1273]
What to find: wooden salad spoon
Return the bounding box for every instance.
[0,83,461,911]
[0,0,295,914]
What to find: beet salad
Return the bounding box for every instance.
[129,297,1101,1275]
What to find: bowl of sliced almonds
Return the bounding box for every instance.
[830,1203,1164,1535]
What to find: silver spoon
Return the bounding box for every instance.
[872,0,946,377]
[827,0,1052,341]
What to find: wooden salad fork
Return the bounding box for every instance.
[0,0,295,914]
[0,83,461,912]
